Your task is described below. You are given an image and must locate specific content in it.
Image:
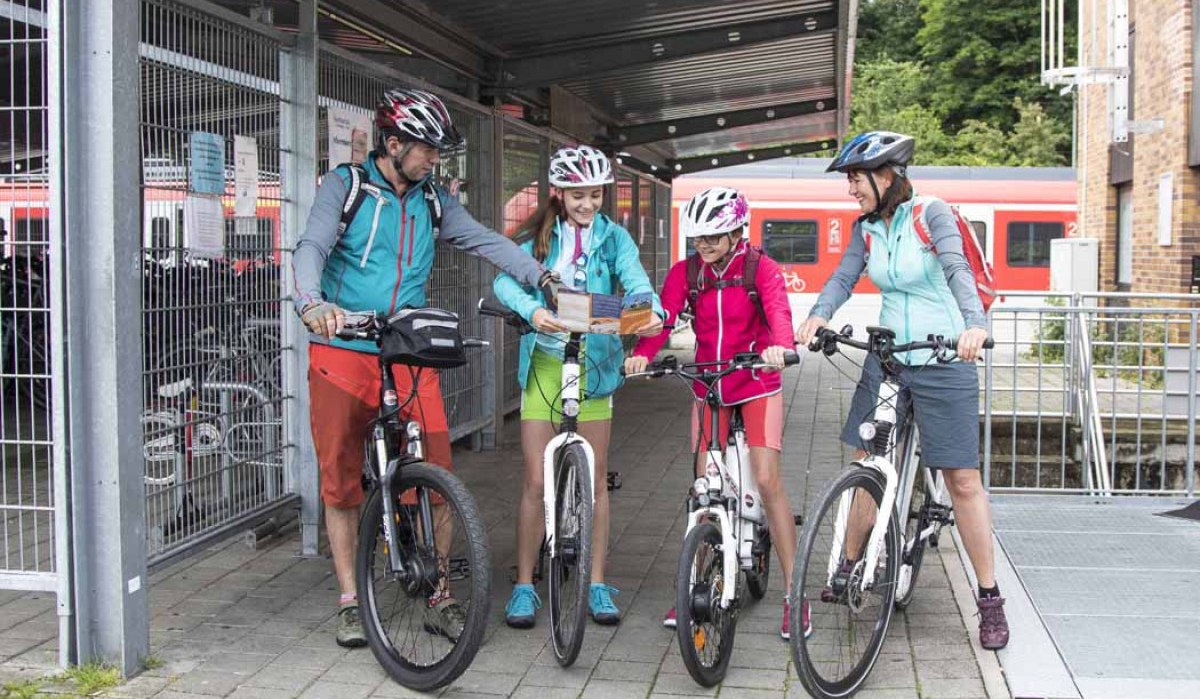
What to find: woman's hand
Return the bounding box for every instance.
[957,327,989,361]
[531,307,567,333]
[623,355,649,376]
[760,345,787,372]
[632,314,664,338]
[795,315,828,347]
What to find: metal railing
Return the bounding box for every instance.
[984,292,1198,496]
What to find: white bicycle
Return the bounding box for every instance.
[789,325,991,698]
[628,350,800,687]
[478,298,604,667]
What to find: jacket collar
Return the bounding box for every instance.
[362,150,432,200]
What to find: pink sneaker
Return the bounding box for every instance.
[977,597,1009,650]
[780,598,813,640]
[663,607,677,629]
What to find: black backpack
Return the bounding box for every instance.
[337,163,443,237]
[683,245,767,324]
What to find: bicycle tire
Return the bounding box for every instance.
[356,462,491,692]
[791,467,899,699]
[548,442,593,666]
[895,466,930,610]
[676,521,738,687]
[745,524,771,601]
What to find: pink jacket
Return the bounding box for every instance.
[634,240,795,405]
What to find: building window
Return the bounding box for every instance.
[1116,186,1133,286]
[1006,221,1064,267]
[763,220,818,264]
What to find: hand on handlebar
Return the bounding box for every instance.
[301,301,346,340]
[623,355,649,376]
[795,315,828,347]
[759,345,789,372]
[531,307,568,334]
[956,327,989,362]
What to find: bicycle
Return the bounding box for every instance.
[334,309,491,691]
[789,325,991,699]
[626,349,800,687]
[476,297,604,667]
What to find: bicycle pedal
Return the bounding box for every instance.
[607,472,623,491]
[793,514,803,526]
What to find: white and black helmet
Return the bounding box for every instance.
[680,186,750,238]
[548,145,614,188]
[376,88,465,151]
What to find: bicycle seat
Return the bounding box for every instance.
[157,377,194,399]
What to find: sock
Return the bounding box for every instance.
[978,584,1000,599]
[339,593,357,608]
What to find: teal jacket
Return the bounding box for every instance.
[493,213,663,398]
[810,196,986,365]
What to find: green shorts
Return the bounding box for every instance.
[521,349,613,423]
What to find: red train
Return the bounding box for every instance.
[670,161,1078,294]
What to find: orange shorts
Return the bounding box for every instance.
[691,392,783,453]
[308,343,452,509]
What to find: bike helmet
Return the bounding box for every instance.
[826,131,915,174]
[680,186,750,238]
[375,88,465,151]
[548,145,614,188]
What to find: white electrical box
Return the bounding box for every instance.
[1050,238,1099,293]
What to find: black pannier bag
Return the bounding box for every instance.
[380,308,467,369]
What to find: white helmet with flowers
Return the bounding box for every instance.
[548,144,614,188]
[680,186,750,238]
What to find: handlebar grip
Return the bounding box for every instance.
[783,350,801,366]
[983,339,995,349]
[477,298,512,319]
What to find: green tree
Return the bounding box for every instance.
[857,0,923,64]
[1007,98,1070,166]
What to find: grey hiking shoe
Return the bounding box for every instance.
[423,596,466,642]
[336,604,368,648]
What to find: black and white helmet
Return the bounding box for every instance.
[375,88,465,151]
[680,186,750,238]
[548,145,614,188]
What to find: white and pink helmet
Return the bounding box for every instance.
[548,144,614,188]
[681,186,750,238]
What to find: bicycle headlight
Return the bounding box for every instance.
[406,421,421,441]
[858,422,876,442]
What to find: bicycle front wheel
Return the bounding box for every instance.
[548,442,593,666]
[791,467,899,699]
[676,521,738,687]
[356,462,491,692]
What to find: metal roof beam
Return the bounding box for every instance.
[611,98,837,147]
[498,10,838,88]
[667,139,835,176]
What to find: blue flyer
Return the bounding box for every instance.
[189,131,226,194]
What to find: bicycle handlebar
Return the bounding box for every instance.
[809,325,993,362]
[623,349,801,383]
[335,310,488,348]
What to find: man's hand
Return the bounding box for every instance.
[632,314,664,338]
[531,307,567,334]
[760,345,787,373]
[301,302,346,340]
[624,355,649,376]
[795,315,829,347]
[956,327,989,362]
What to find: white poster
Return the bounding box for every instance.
[184,194,225,258]
[328,107,373,166]
[1157,172,1173,246]
[233,135,258,218]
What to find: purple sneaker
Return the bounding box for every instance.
[977,596,1009,650]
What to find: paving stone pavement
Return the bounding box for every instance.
[0,348,1000,698]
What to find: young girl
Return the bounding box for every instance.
[494,144,664,628]
[625,186,809,640]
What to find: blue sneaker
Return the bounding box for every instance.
[505,583,541,629]
[589,583,621,625]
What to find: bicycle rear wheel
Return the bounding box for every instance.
[548,442,593,666]
[676,521,738,687]
[356,462,491,692]
[791,467,899,699]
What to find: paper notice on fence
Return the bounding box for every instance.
[328,107,373,165]
[184,194,225,258]
[188,131,226,195]
[233,135,258,218]
[554,289,655,335]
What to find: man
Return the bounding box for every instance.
[293,88,555,647]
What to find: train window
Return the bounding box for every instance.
[150,217,173,251]
[225,217,274,255]
[1006,221,1064,267]
[763,220,818,264]
[12,218,48,256]
[970,221,987,255]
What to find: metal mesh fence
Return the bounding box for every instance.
[499,123,545,411]
[139,0,290,564]
[0,0,54,580]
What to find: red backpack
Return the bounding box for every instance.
[864,198,996,312]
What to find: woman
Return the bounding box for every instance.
[625,186,808,641]
[794,131,1009,650]
[494,144,664,628]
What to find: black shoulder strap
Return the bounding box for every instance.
[337,164,371,236]
[685,253,703,316]
[422,180,443,236]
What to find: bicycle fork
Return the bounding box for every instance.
[542,433,596,559]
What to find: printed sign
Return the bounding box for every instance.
[828,218,842,253]
[233,135,258,218]
[188,131,226,195]
[184,194,224,258]
[328,107,373,165]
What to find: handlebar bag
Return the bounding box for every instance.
[381,307,467,369]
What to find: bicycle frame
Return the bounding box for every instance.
[542,333,597,559]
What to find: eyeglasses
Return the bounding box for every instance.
[692,234,726,248]
[571,250,589,289]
